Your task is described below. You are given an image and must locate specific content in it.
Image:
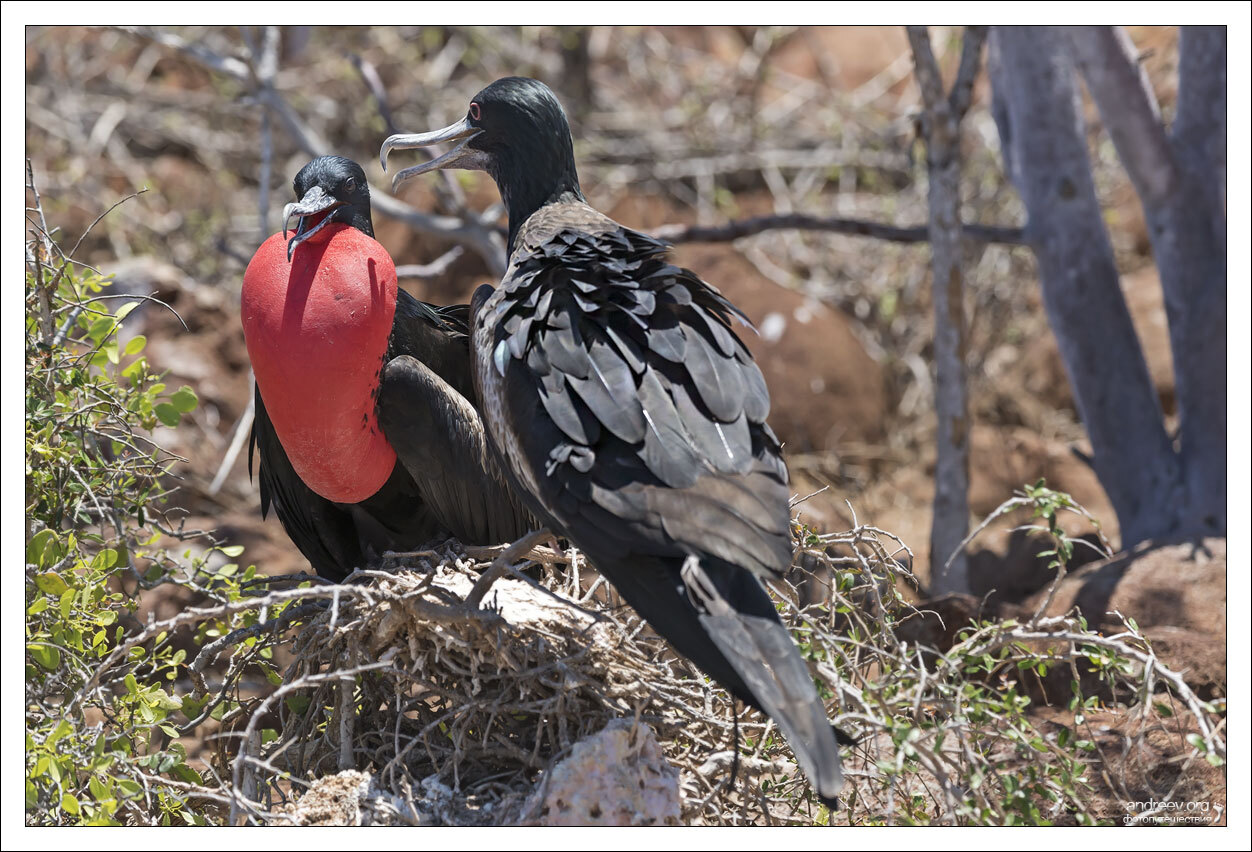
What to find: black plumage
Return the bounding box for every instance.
[247,156,533,582]
[383,78,845,802]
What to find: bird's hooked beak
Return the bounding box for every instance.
[283,185,344,260]
[380,116,488,193]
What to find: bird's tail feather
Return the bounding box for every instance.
[681,557,845,804]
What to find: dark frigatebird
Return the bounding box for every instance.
[241,155,533,582]
[381,79,846,803]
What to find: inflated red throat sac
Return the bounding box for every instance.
[241,223,398,503]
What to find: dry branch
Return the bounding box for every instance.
[654,212,1024,246]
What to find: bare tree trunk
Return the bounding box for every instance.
[907,26,986,594]
[1167,26,1226,535]
[1066,26,1227,537]
[988,27,1183,548]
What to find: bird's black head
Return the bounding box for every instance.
[381,77,583,252]
[284,156,374,260]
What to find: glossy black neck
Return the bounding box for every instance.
[344,203,375,239]
[492,141,583,256]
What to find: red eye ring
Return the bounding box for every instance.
[469,102,481,121]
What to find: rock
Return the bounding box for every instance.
[275,770,420,826]
[525,719,681,826]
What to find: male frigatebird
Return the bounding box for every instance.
[241,155,533,582]
[381,79,847,803]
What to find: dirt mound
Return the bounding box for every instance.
[1030,537,1226,698]
[854,423,1117,594]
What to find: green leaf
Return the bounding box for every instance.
[219,544,245,558]
[91,548,119,570]
[48,718,74,747]
[170,386,198,413]
[27,529,58,566]
[115,779,142,798]
[87,317,114,345]
[171,763,203,785]
[113,300,141,322]
[154,403,181,427]
[35,571,69,596]
[61,793,81,817]
[123,334,147,355]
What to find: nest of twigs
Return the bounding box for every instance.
[263,538,738,825]
[211,522,915,826]
[190,510,1223,827]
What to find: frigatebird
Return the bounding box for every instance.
[241,155,533,582]
[382,79,846,803]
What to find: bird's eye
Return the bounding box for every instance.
[344,177,357,193]
[469,102,482,121]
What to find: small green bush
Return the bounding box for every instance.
[24,172,247,826]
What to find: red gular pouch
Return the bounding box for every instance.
[242,223,398,503]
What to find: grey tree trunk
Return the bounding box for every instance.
[988,27,1183,547]
[1066,26,1227,537]
[907,26,986,594]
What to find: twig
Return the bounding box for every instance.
[68,187,150,261]
[464,528,553,610]
[394,246,465,280]
[349,52,398,136]
[208,374,255,495]
[653,213,1025,246]
[116,25,509,276]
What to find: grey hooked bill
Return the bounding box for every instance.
[283,185,343,260]
[380,117,487,192]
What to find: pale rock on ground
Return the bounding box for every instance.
[273,770,419,826]
[524,719,682,826]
